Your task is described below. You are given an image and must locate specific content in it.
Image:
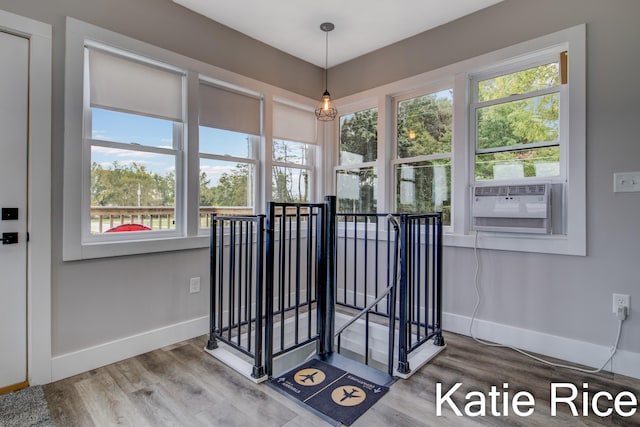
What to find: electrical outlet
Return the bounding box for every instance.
[190,277,201,294]
[612,293,630,314]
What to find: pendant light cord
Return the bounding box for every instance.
[324,30,329,91]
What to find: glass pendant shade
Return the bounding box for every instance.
[315,23,337,121]
[315,90,337,121]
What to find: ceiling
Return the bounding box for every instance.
[172,0,503,68]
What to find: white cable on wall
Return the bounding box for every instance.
[468,231,624,374]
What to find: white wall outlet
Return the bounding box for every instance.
[189,277,201,294]
[612,293,630,314]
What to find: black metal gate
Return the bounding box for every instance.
[207,196,444,379]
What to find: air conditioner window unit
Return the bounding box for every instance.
[471,184,552,234]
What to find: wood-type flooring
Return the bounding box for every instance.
[43,332,640,426]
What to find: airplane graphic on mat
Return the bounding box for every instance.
[299,372,319,383]
[340,388,361,402]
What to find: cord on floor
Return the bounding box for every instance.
[468,230,624,374]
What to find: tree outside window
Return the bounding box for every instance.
[336,108,378,213]
[395,89,452,224]
[474,62,561,181]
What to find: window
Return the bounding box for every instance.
[198,82,261,224]
[329,25,584,255]
[84,46,184,238]
[472,59,562,182]
[64,19,320,260]
[272,101,317,203]
[272,140,312,202]
[336,107,378,213]
[394,89,453,224]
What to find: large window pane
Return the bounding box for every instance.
[91,108,174,148]
[199,159,254,212]
[395,160,451,225]
[336,168,377,213]
[272,139,310,165]
[478,62,559,102]
[199,126,254,158]
[90,146,176,234]
[397,90,452,158]
[272,139,311,203]
[477,93,559,151]
[339,108,378,165]
[272,166,309,203]
[475,146,560,181]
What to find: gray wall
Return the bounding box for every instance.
[333,0,640,354]
[0,0,321,356]
[1,0,638,362]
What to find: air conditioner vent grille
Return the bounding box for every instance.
[475,184,547,197]
[474,186,507,197]
[508,184,546,196]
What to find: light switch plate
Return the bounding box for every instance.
[614,172,640,192]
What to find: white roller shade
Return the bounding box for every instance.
[199,83,261,136]
[88,48,183,121]
[273,102,317,144]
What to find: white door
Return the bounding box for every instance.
[0,30,29,389]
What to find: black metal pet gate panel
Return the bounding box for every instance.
[206,196,444,379]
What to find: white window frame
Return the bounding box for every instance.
[334,103,380,213]
[332,25,585,255]
[270,98,319,204]
[63,18,319,260]
[81,43,187,244]
[392,83,454,230]
[271,139,315,203]
[196,77,263,232]
[469,52,565,185]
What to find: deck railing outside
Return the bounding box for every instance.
[90,206,253,233]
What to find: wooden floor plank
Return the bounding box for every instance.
[75,371,152,426]
[165,340,299,426]
[43,371,97,427]
[128,382,202,427]
[42,332,640,427]
[104,357,160,394]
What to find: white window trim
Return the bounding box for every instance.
[333,24,586,256]
[333,102,381,212]
[469,54,564,184]
[392,83,454,231]
[63,18,319,260]
[271,98,323,204]
[259,100,321,206]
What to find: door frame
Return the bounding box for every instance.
[0,9,52,385]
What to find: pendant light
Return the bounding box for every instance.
[315,22,338,121]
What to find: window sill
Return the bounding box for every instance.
[443,232,585,256]
[65,235,210,261]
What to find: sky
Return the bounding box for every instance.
[91,108,252,186]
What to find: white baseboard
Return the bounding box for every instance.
[443,312,640,380]
[48,311,639,383]
[51,316,208,382]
